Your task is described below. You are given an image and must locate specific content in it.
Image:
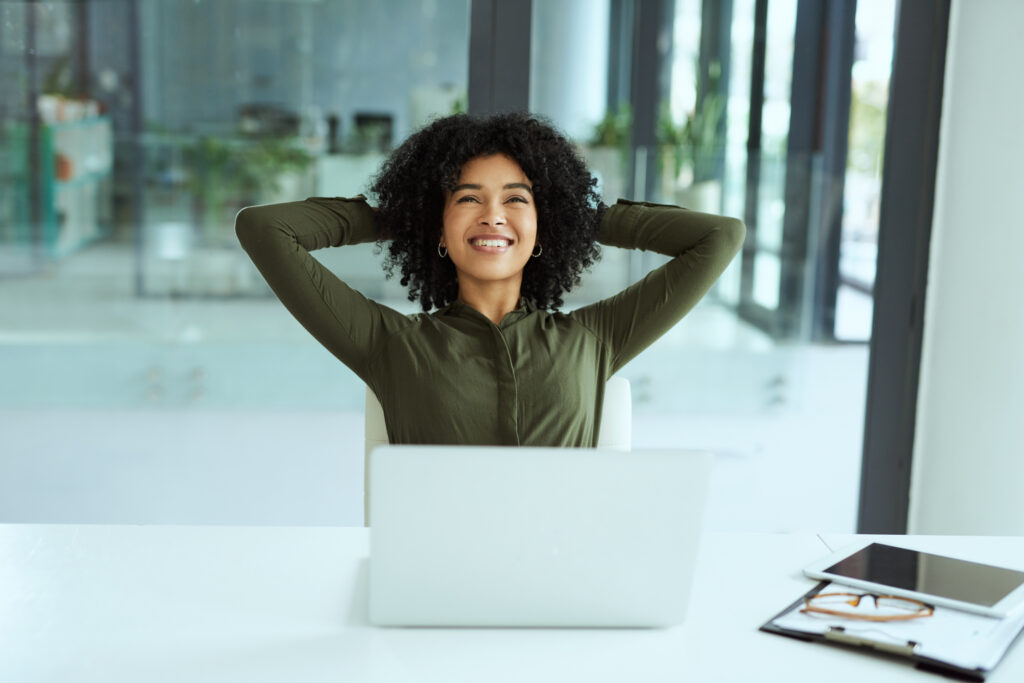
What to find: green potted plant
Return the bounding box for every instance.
[184,136,313,243]
[582,103,632,203]
[660,61,726,211]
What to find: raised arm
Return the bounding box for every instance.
[570,199,745,373]
[235,196,408,381]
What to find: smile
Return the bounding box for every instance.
[470,238,512,248]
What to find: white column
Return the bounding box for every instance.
[909,0,1024,534]
[529,0,610,140]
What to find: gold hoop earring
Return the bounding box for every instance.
[532,244,543,258]
[437,242,448,258]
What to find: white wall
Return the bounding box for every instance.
[909,0,1024,534]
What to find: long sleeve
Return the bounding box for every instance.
[570,199,745,373]
[235,196,410,382]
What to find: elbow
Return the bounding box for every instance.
[722,216,746,256]
[234,205,263,248]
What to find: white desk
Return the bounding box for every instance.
[2,525,1023,682]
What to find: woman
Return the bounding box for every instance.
[236,112,744,447]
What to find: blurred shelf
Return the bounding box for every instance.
[4,115,114,260]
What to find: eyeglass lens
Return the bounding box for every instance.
[810,593,925,616]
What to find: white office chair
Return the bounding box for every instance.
[363,376,632,525]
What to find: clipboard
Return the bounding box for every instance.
[760,581,1024,681]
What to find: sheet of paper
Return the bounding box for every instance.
[771,582,1024,671]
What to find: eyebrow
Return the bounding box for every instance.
[452,182,533,194]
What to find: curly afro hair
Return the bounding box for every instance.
[369,112,604,312]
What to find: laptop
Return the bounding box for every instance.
[368,445,712,627]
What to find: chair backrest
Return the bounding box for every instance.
[363,377,632,525]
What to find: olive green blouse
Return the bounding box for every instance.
[235,197,744,447]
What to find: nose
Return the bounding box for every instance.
[478,199,506,225]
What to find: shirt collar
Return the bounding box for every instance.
[440,297,534,326]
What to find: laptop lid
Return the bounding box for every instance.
[368,446,712,627]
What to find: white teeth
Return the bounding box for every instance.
[472,239,510,247]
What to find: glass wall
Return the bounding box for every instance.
[835,0,895,342]
[0,0,469,525]
[1,0,469,407]
[2,0,897,530]
[528,0,897,532]
[750,0,796,312]
[134,1,469,299]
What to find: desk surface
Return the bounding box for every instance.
[2,525,1023,682]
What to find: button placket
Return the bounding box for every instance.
[491,325,521,445]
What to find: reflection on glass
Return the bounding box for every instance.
[530,0,610,142]
[1,0,469,300]
[723,0,755,220]
[1,0,470,399]
[713,0,757,309]
[752,251,781,310]
[835,0,895,341]
[756,0,797,256]
[669,0,702,126]
[531,0,636,302]
[1,0,891,536]
[138,0,469,298]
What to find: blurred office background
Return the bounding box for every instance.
[1,0,1019,534]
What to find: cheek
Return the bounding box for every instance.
[525,215,539,245]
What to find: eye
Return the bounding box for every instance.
[506,196,529,204]
[455,195,480,204]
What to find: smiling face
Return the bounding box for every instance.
[441,154,538,298]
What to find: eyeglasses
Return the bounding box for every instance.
[801,592,935,622]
